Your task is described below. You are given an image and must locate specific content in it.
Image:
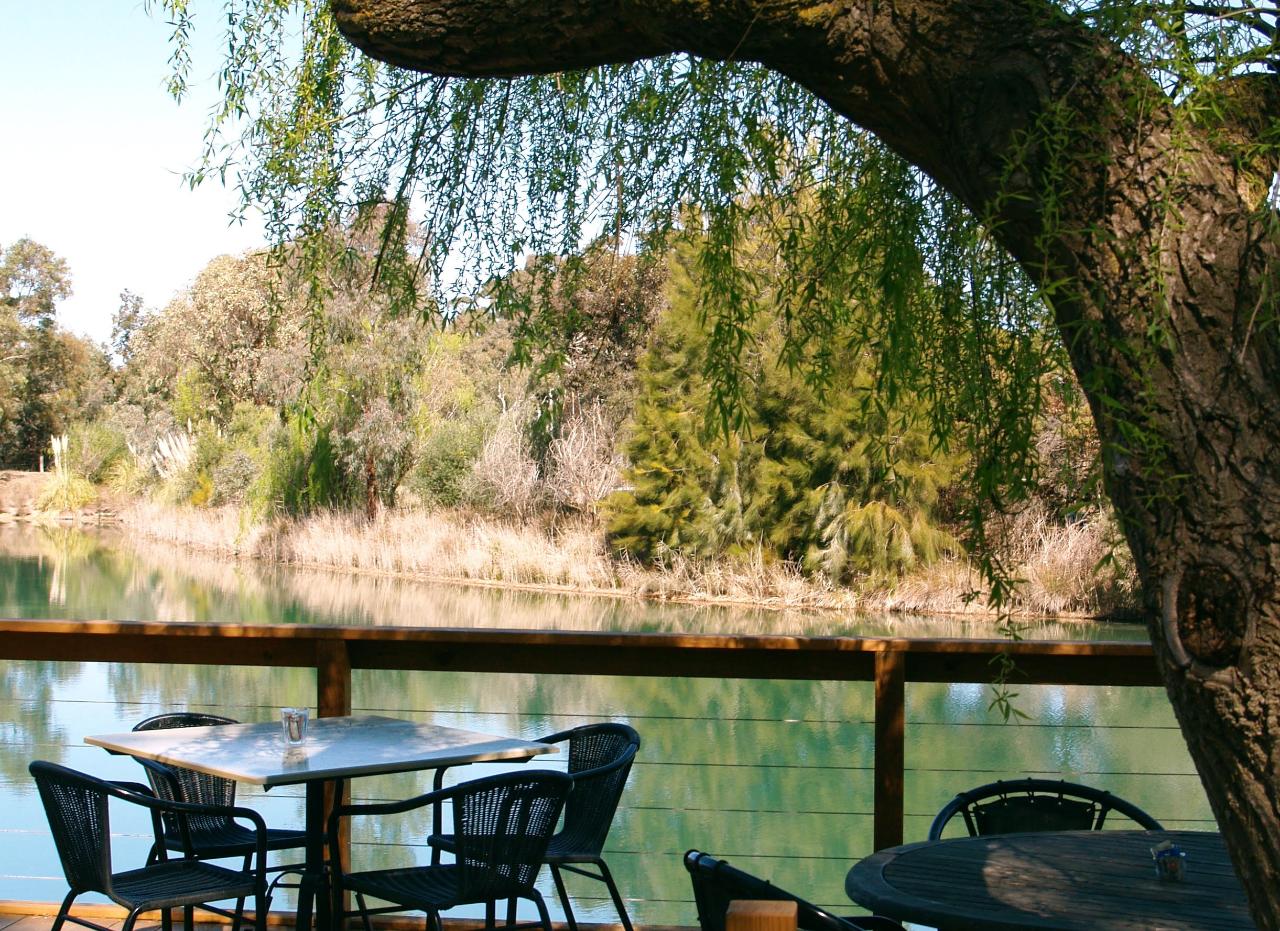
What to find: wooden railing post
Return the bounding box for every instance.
[874,649,906,851]
[316,639,353,925]
[316,640,352,718]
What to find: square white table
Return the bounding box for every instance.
[87,715,555,931]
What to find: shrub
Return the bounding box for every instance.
[412,417,485,507]
[36,436,95,511]
[469,400,543,518]
[212,449,259,505]
[65,420,129,483]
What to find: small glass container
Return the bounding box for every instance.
[281,707,309,745]
[1151,841,1187,882]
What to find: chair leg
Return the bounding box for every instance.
[595,859,634,931]
[161,908,173,931]
[356,892,374,931]
[183,904,194,931]
[122,908,142,931]
[505,897,517,928]
[49,889,78,931]
[233,892,246,931]
[549,864,577,931]
[532,891,554,931]
[233,853,252,931]
[255,884,270,931]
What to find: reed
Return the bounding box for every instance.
[120,501,1137,619]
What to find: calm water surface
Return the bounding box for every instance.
[0,525,1207,926]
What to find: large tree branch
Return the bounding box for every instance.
[330,4,1280,924]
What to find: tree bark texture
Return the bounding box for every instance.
[331,1,1280,924]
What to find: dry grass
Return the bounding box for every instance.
[121,501,1138,620]
[874,504,1138,618]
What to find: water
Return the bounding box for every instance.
[0,525,1208,926]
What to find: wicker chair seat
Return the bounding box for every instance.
[342,865,528,912]
[428,723,640,931]
[159,821,308,860]
[333,770,572,931]
[109,860,258,911]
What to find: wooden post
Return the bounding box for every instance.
[726,901,798,931]
[316,640,353,926]
[874,649,906,851]
[316,640,352,718]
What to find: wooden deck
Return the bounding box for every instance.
[0,919,232,931]
[0,908,648,931]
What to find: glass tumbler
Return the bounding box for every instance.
[281,707,309,745]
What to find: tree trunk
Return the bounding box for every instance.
[332,1,1280,923]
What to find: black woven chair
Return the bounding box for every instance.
[330,770,573,931]
[430,722,640,931]
[30,760,269,931]
[131,712,308,866]
[683,850,904,931]
[130,713,307,929]
[927,778,1164,840]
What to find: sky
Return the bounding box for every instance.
[1,2,265,344]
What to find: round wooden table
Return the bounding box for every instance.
[846,830,1252,930]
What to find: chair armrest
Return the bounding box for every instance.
[108,780,156,797]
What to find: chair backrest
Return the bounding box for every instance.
[30,761,114,894]
[453,770,573,900]
[133,712,239,835]
[683,850,859,931]
[548,722,640,856]
[928,778,1164,840]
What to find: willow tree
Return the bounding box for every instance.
[157,0,1280,921]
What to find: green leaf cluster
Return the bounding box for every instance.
[607,238,961,581]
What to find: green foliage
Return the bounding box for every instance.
[189,472,215,507]
[608,237,960,580]
[604,326,725,561]
[149,0,1280,616]
[412,418,485,508]
[36,472,96,512]
[253,416,347,517]
[117,251,307,427]
[0,239,109,469]
[105,454,153,498]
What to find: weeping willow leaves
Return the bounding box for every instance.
[142,0,1273,602]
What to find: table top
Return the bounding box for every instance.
[86,714,555,787]
[846,830,1253,930]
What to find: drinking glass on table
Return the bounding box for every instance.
[281,707,309,745]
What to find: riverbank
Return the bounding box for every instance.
[0,471,118,525]
[120,500,1139,620]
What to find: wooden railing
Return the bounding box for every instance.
[0,619,1161,850]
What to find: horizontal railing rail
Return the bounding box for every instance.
[0,618,1161,850]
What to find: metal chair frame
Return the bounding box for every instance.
[927,777,1164,840]
[30,760,269,931]
[683,850,905,931]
